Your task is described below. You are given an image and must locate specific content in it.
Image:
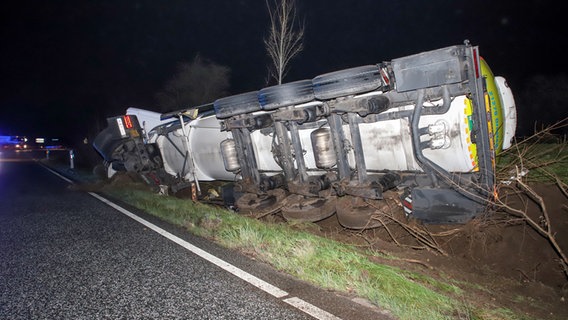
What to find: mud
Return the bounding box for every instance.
[305,183,568,319]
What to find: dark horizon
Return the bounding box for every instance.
[1,0,566,140]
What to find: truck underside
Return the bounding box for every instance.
[93,41,517,228]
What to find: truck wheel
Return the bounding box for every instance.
[93,163,109,180]
[214,91,262,119]
[235,189,287,217]
[281,194,336,222]
[259,80,315,110]
[335,196,385,229]
[312,65,382,100]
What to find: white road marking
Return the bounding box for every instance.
[44,165,342,319]
[42,165,74,183]
[88,192,289,298]
[284,297,342,320]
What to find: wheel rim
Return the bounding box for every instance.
[236,189,287,217]
[281,194,336,222]
[335,196,384,229]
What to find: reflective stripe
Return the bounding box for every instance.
[116,118,126,137]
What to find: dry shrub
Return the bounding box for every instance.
[359,118,568,280]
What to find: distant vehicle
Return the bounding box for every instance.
[93,41,517,227]
[0,135,29,150]
[36,137,66,150]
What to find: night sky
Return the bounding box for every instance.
[0,0,565,140]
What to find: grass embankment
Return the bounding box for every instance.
[101,184,516,320]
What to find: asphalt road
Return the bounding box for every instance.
[0,152,388,319]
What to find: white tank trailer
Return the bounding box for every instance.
[93,41,516,228]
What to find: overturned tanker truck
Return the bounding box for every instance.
[93,41,517,228]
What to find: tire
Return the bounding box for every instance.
[93,163,109,180]
[335,195,382,229]
[213,91,261,119]
[258,80,315,110]
[235,189,287,217]
[281,194,336,222]
[312,65,382,100]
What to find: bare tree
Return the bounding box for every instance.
[155,55,231,112]
[264,0,305,85]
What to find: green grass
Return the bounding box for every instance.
[101,185,523,320]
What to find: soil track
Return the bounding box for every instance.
[303,183,568,319]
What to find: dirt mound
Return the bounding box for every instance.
[310,183,568,319]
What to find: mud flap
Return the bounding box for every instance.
[221,183,238,209]
[409,188,483,224]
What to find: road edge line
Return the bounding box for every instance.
[87,192,343,320]
[88,191,289,298]
[42,163,343,320]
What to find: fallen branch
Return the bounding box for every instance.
[365,200,448,256]
[401,258,433,270]
[375,216,401,246]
